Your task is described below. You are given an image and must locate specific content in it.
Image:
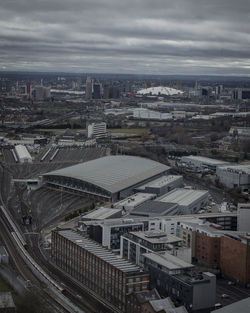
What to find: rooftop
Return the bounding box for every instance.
[157,188,208,206]
[218,164,250,175]
[57,230,142,273]
[143,252,194,271]
[81,207,122,220]
[129,231,182,245]
[136,175,182,190]
[115,193,156,208]
[182,155,229,166]
[43,155,169,194]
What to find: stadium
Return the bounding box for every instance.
[42,155,170,201]
[137,86,183,96]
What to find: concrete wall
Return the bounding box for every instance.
[192,272,216,311]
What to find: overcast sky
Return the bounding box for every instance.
[1,0,250,75]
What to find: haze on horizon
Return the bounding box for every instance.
[1,0,250,76]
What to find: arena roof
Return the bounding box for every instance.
[43,155,169,194]
[137,86,183,96]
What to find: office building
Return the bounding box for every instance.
[237,203,250,232]
[87,122,107,138]
[121,230,191,265]
[52,230,149,312]
[85,76,92,99]
[93,82,101,99]
[142,252,216,312]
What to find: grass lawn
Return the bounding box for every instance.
[109,128,149,135]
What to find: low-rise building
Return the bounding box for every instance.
[142,252,216,312]
[121,230,191,265]
[181,155,229,172]
[216,165,250,191]
[115,193,156,211]
[135,175,183,196]
[156,188,209,215]
[237,203,250,232]
[130,201,179,218]
[52,230,149,312]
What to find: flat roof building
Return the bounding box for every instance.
[181,155,229,172]
[52,230,149,312]
[115,193,156,211]
[135,175,183,196]
[156,188,209,214]
[80,207,122,221]
[216,164,250,191]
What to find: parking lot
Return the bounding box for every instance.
[216,278,250,307]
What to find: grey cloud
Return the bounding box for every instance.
[0,0,249,75]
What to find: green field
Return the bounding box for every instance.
[109,128,149,135]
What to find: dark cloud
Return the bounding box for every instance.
[0,0,249,74]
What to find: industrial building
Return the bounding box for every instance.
[135,175,183,196]
[115,193,156,211]
[130,201,179,217]
[52,230,149,312]
[42,155,170,201]
[142,252,216,312]
[14,144,32,163]
[87,122,107,138]
[156,188,209,214]
[216,164,250,191]
[133,108,172,120]
[181,155,229,172]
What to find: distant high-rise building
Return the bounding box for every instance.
[103,85,110,99]
[85,76,92,99]
[33,86,51,101]
[93,82,101,99]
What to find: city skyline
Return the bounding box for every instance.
[0,0,250,76]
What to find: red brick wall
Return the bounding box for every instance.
[195,232,220,267]
[220,236,250,284]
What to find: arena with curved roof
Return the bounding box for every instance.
[42,155,170,201]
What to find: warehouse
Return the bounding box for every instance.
[42,155,169,201]
[135,175,183,196]
[181,155,229,172]
[156,188,209,214]
[15,144,32,163]
[216,164,250,191]
[114,193,156,211]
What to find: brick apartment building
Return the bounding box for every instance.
[51,230,149,312]
[194,226,221,268]
[220,233,250,285]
